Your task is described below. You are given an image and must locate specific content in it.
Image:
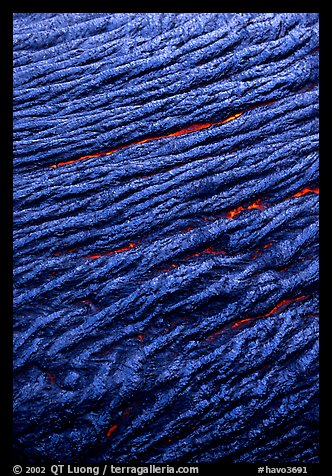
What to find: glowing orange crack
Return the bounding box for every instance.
[206,329,223,343]
[85,242,139,259]
[247,198,265,211]
[161,263,178,272]
[292,187,319,198]
[206,294,308,342]
[52,187,318,260]
[231,318,253,329]
[224,187,318,221]
[265,295,306,318]
[49,112,244,169]
[252,242,273,259]
[166,246,226,270]
[225,205,246,219]
[50,99,283,169]
[202,246,226,255]
[106,424,118,438]
[225,199,267,219]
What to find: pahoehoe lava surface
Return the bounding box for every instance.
[13,13,319,464]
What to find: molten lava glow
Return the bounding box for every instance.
[278,267,289,272]
[137,334,144,342]
[167,123,212,137]
[206,329,223,343]
[253,242,273,258]
[85,253,105,260]
[224,185,318,222]
[106,424,118,438]
[49,100,282,169]
[231,318,253,329]
[248,199,266,211]
[207,295,308,342]
[53,248,77,257]
[49,111,244,168]
[183,246,226,263]
[52,182,317,261]
[226,198,267,219]
[50,151,108,168]
[180,227,193,233]
[252,241,273,259]
[265,295,307,317]
[85,242,139,259]
[225,205,246,219]
[221,112,243,124]
[113,242,138,253]
[292,187,319,198]
[161,263,179,272]
[203,246,226,255]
